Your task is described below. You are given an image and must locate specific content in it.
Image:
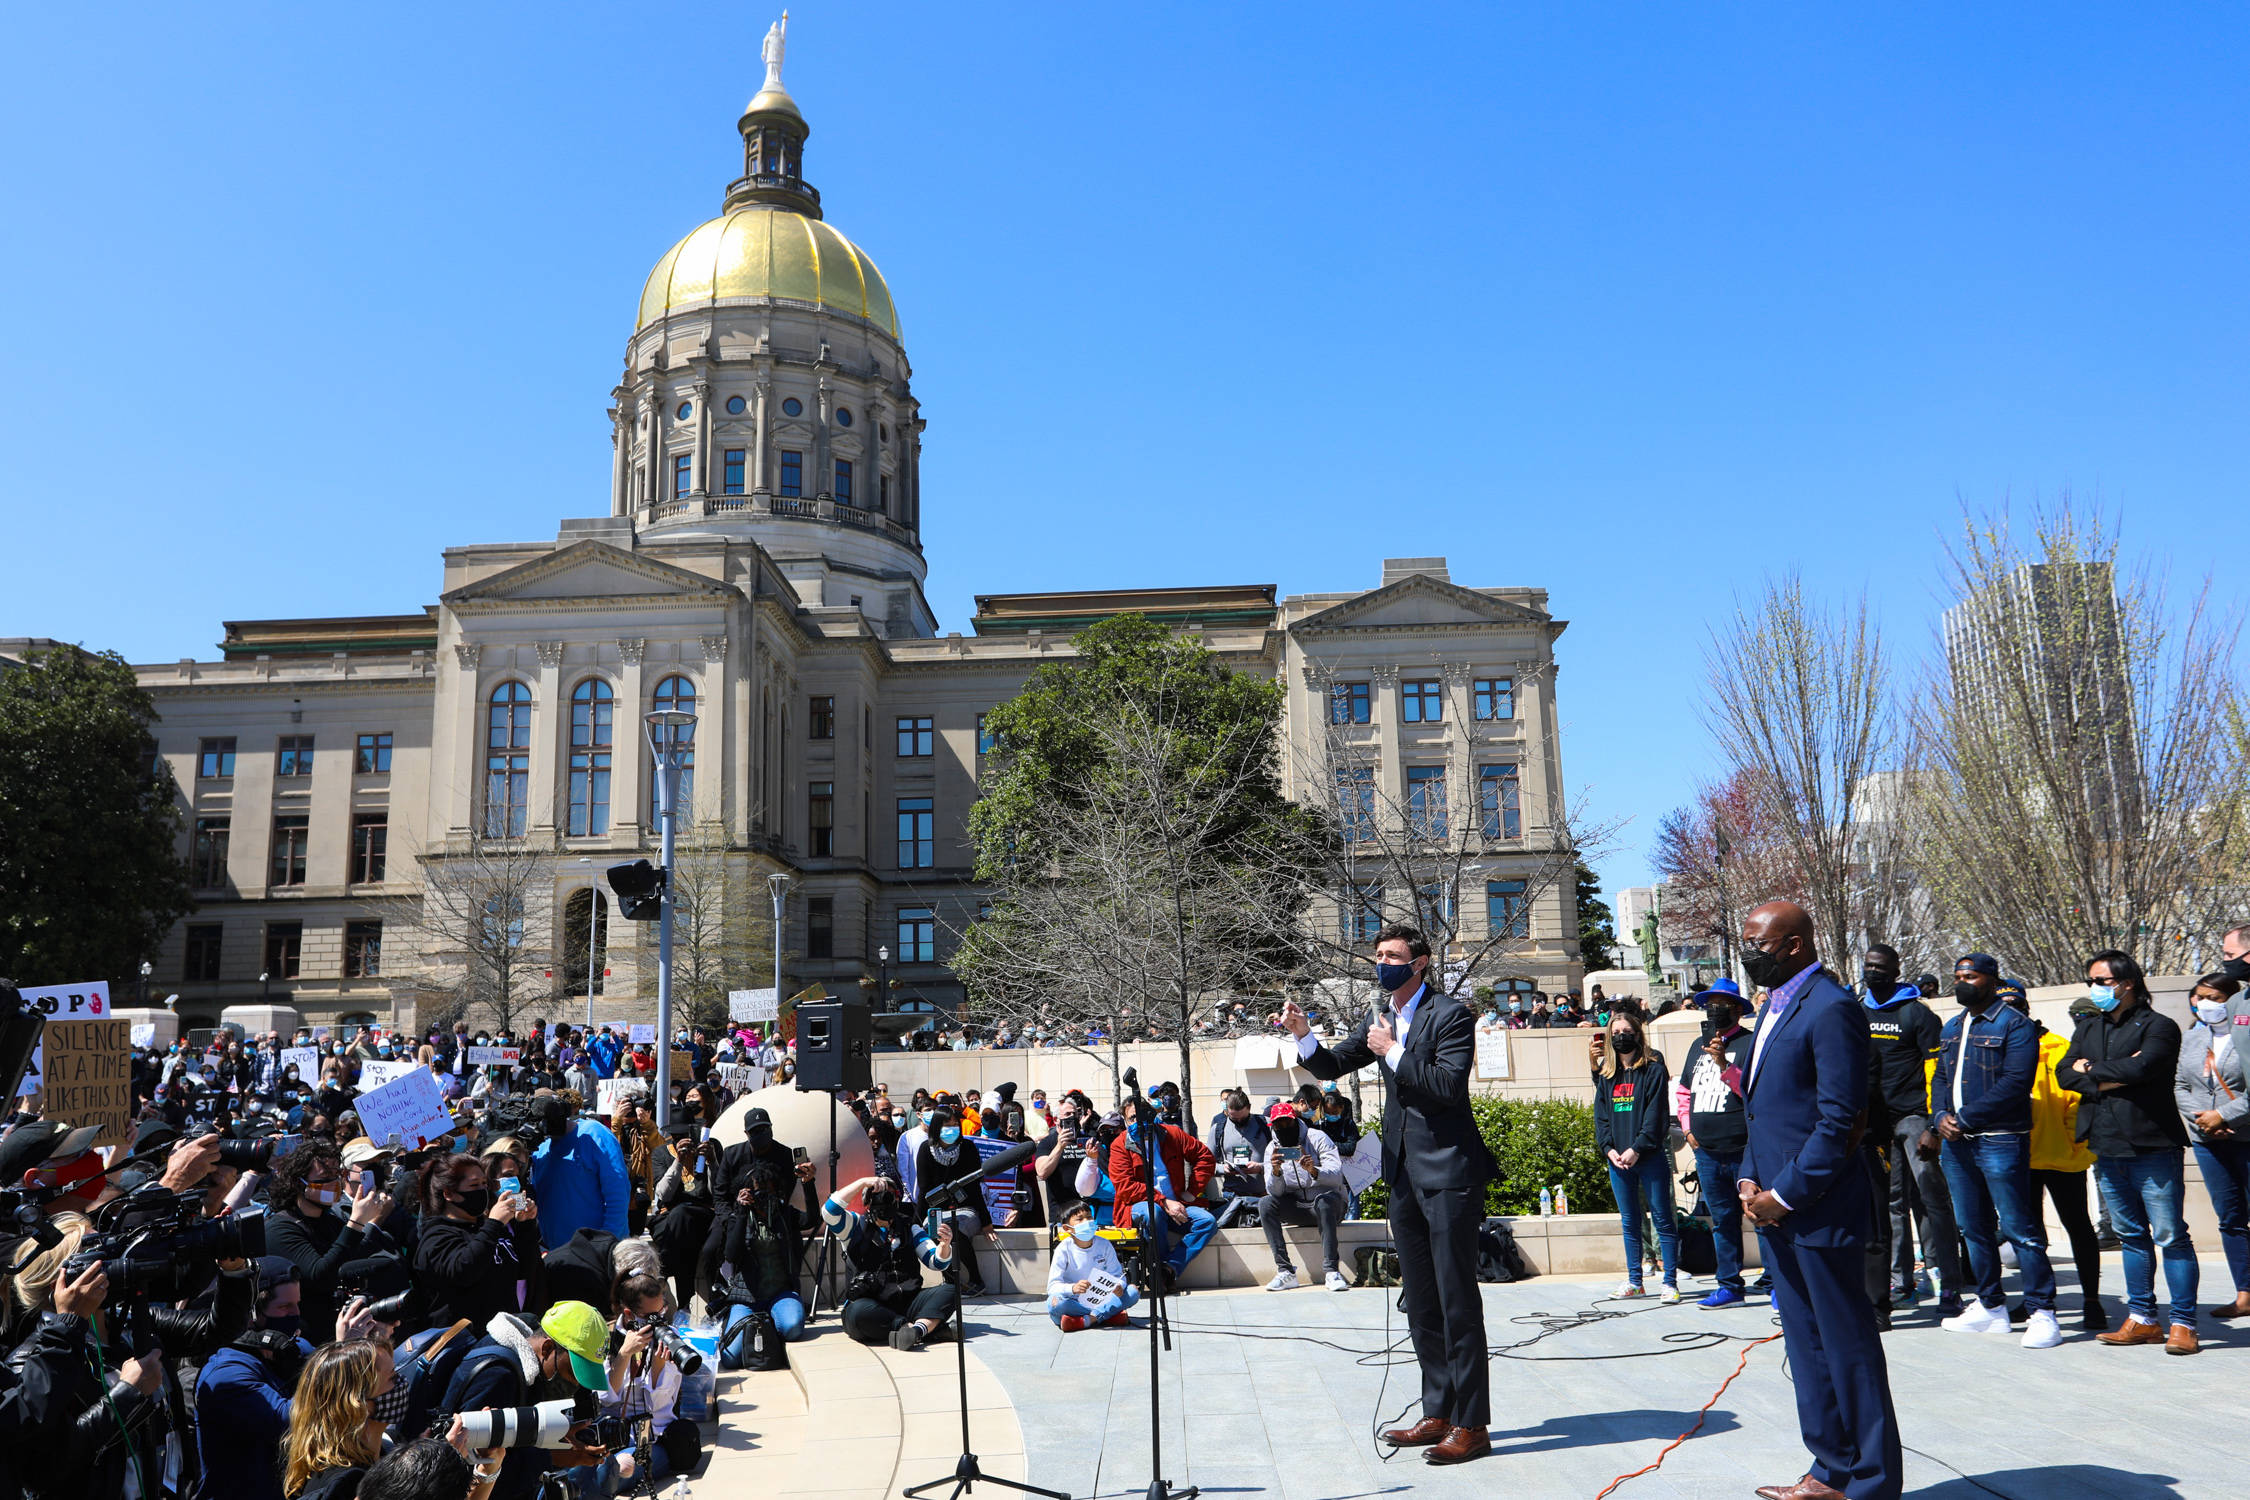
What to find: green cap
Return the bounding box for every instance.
[540,1300,611,1391]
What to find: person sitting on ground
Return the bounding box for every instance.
[1047,1203,1138,1330]
[1108,1093,1216,1290]
[1259,1106,1350,1292]
[561,1272,703,1496]
[823,1175,962,1351]
[714,1156,815,1364]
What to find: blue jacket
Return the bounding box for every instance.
[531,1117,633,1249]
[588,1033,622,1080]
[1930,1002,2039,1135]
[191,1338,313,1500]
[1739,968,1874,1249]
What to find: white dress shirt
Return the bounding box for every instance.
[1297,984,1425,1072]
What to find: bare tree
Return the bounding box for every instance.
[1907,502,2249,981]
[1702,575,1894,970]
[404,830,560,1035]
[1651,771,1803,983]
[656,820,778,1038]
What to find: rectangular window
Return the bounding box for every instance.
[198,737,236,779]
[344,920,383,978]
[1486,879,1529,938]
[351,813,388,883]
[354,733,393,773]
[672,453,692,499]
[1401,680,1443,723]
[277,735,315,777]
[263,922,303,980]
[271,814,309,887]
[809,782,835,857]
[192,816,231,888]
[896,716,933,757]
[723,448,746,495]
[1480,763,1522,839]
[1474,677,1515,721]
[807,896,835,960]
[1334,765,1375,842]
[779,450,803,497]
[1348,883,1384,944]
[834,458,854,505]
[1405,766,1447,838]
[897,796,934,868]
[976,714,999,756]
[897,906,936,964]
[184,923,223,982]
[809,696,835,739]
[1329,682,1371,725]
[1417,881,1457,933]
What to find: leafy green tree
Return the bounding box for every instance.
[1574,861,1618,972]
[0,645,193,987]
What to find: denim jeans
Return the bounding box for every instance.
[721,1290,806,1368]
[1261,1186,1347,1275]
[2193,1139,2250,1297]
[1940,1133,2056,1313]
[1047,1284,1141,1327]
[2094,1150,2199,1328]
[1608,1153,1678,1287]
[1691,1146,1746,1291]
[1130,1200,1218,1274]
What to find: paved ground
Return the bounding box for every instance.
[960,1255,2239,1500]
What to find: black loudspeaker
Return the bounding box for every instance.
[793,1002,872,1093]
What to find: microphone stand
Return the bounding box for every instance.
[1125,1114,1197,1500]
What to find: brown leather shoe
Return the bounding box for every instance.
[1424,1427,1490,1466]
[2210,1293,2250,1321]
[1754,1478,1846,1500]
[2096,1319,2168,1347]
[2166,1323,2200,1356]
[1380,1417,1452,1447]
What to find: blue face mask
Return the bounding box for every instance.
[939,1126,962,1146]
[1071,1219,1098,1244]
[2088,985,2120,1012]
[920,1110,936,1128]
[1375,960,1418,993]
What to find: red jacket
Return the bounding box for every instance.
[1107,1123,1214,1226]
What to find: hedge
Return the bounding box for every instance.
[1354,1096,1618,1220]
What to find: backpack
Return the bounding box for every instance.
[1475,1218,1533,1283]
[1352,1244,1401,1287]
[392,1319,477,1441]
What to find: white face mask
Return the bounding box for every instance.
[2195,999,2230,1027]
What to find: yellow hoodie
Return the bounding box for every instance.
[2029,1028,2094,1173]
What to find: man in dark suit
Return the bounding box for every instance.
[1281,923,1495,1466]
[1736,900,1903,1500]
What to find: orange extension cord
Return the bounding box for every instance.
[1592,1331,1784,1499]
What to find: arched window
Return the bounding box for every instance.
[569,679,615,836]
[562,887,609,997]
[649,676,697,825]
[484,682,533,837]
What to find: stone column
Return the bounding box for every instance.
[615,639,647,837]
[752,374,772,495]
[1370,664,1402,833]
[691,378,713,506]
[608,405,628,517]
[696,634,728,828]
[814,376,833,498]
[448,642,484,836]
[530,641,566,834]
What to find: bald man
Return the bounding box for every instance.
[1735,901,1902,1500]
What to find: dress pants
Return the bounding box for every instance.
[1389,1168,1490,1428]
[1763,1231,1904,1500]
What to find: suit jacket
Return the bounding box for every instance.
[1739,968,1873,1249]
[1301,984,1497,1193]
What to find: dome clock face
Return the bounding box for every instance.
[782,397,804,417]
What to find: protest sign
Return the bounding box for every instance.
[129,1023,155,1048]
[358,1059,419,1089]
[353,1066,453,1149]
[718,1063,766,1094]
[464,1046,521,1066]
[595,1078,638,1118]
[729,988,779,1023]
[628,1024,658,1045]
[20,982,130,1148]
[280,1046,321,1081]
[1473,1023,1511,1081]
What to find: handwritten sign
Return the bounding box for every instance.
[21,983,129,1148]
[718,1064,766,1094]
[729,988,779,1023]
[595,1078,642,1117]
[280,1046,321,1081]
[129,1023,156,1048]
[358,1059,419,1089]
[464,1045,521,1066]
[628,1024,658,1045]
[1474,1023,1511,1081]
[353,1065,453,1150]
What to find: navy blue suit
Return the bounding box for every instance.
[1741,968,1903,1500]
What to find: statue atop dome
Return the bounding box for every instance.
[761,13,788,94]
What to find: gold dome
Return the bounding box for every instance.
[636,208,898,339]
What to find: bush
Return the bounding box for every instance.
[1354,1096,1617,1220]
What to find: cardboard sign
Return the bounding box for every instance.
[1474,1023,1511,1081]
[628,1024,658,1045]
[358,1059,419,1089]
[280,1046,321,1081]
[21,983,129,1148]
[464,1045,522,1066]
[353,1065,453,1150]
[729,988,779,1023]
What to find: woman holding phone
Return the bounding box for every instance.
[414,1153,547,1328]
[267,1139,402,1344]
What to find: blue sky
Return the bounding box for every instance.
[4,4,2243,899]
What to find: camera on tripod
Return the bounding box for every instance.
[61,1184,268,1300]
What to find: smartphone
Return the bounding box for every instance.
[791,1146,809,1166]
[700,1127,712,1143]
[359,1167,377,1195]
[500,1174,521,1202]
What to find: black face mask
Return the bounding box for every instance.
[1740,944,1792,988]
[454,1187,492,1216]
[748,1126,774,1150]
[1861,969,1897,997]
[2221,956,2250,984]
[1954,981,1993,1010]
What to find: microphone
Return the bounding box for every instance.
[920,1137,1041,1210]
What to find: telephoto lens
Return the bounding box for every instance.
[647,1318,705,1375]
[216,1136,277,1171]
[455,1398,584,1450]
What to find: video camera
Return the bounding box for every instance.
[485,1093,567,1154]
[61,1184,268,1300]
[457,1392,598,1450]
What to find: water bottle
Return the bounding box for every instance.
[1554,1184,1570,1216]
[670,1480,693,1500]
[1539,1186,1553,1217]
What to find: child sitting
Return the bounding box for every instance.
[1047,1204,1139,1331]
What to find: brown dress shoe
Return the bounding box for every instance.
[2210,1294,2250,1321]
[1424,1426,1491,1466]
[2096,1319,2168,1347]
[2167,1323,2200,1356]
[1754,1479,1846,1500]
[1380,1417,1452,1447]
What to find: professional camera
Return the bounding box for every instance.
[457,1394,593,1450]
[640,1316,704,1376]
[215,1136,278,1171]
[485,1093,566,1154]
[61,1185,268,1299]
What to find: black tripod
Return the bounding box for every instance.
[796,1081,847,1319]
[902,1194,1068,1500]
[1122,1111,1199,1500]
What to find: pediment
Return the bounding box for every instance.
[1293,574,1551,635]
[442,542,737,610]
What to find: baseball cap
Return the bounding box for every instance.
[340,1136,392,1169]
[540,1300,612,1391]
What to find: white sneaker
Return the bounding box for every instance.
[2020,1309,2062,1349]
[1614,1280,1646,1299]
[1266,1270,1300,1291]
[1942,1300,2009,1334]
[1325,1271,1350,1293]
[1659,1284,1682,1305]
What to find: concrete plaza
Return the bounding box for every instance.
[956,1258,2237,1500]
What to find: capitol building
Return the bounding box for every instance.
[124,33,1584,1036]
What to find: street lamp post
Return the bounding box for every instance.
[645,707,698,1131]
[138,960,152,1009]
[766,871,790,1030]
[878,945,890,1011]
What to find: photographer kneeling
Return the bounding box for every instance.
[823,1175,960,1351]
[437,1302,613,1500]
[714,1157,814,1368]
[560,1273,703,1498]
